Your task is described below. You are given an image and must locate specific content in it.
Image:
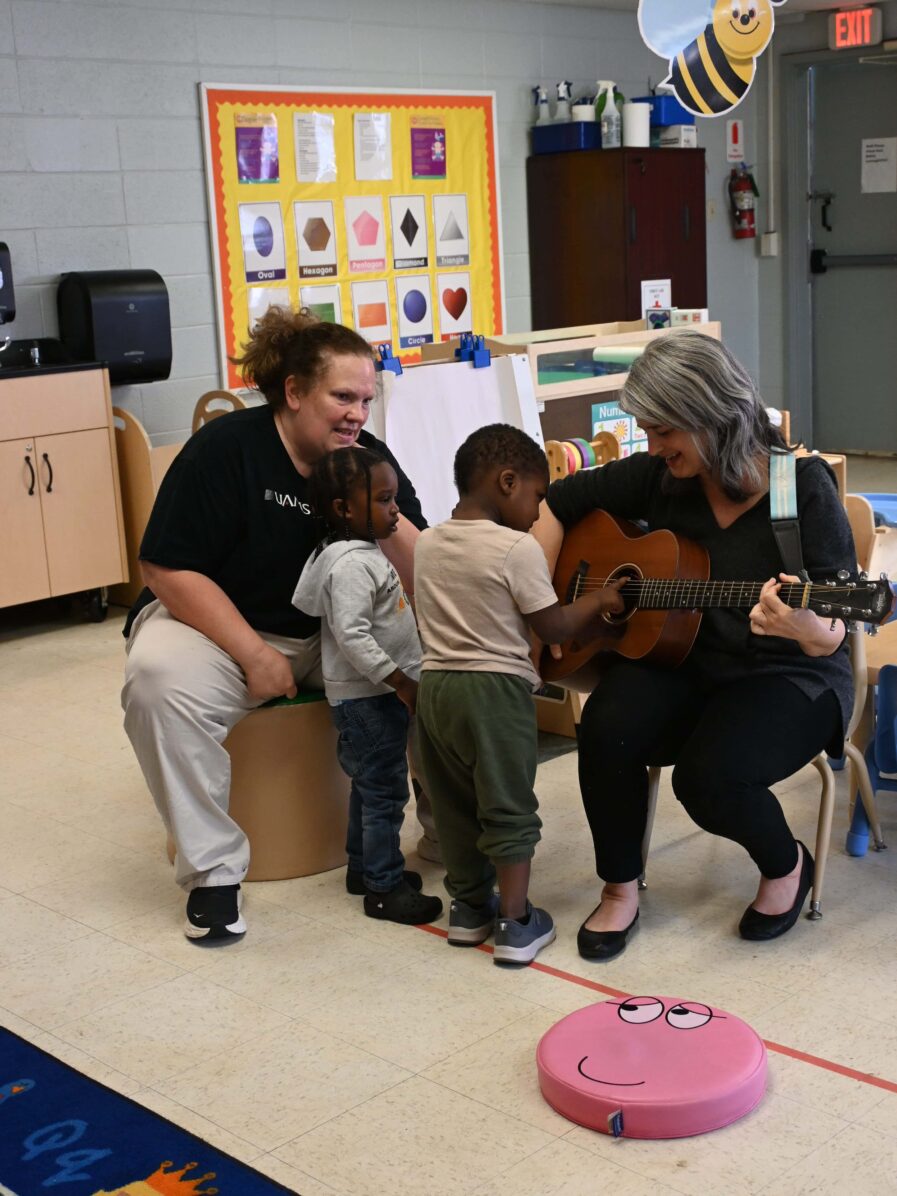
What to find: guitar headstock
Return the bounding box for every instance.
[807,575,896,626]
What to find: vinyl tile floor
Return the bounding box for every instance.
[2,459,896,1196]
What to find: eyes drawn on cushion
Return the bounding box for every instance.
[610,998,725,1029]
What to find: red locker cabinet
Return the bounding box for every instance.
[526,148,707,329]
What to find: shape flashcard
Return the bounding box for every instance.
[247,285,290,329]
[390,195,428,270]
[351,280,392,344]
[300,283,342,325]
[294,201,337,279]
[433,194,470,266]
[239,202,286,282]
[437,271,472,337]
[344,196,387,273]
[395,274,434,348]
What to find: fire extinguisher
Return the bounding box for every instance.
[728,164,759,240]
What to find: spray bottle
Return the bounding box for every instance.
[596,80,621,148]
[555,80,573,122]
[532,85,551,126]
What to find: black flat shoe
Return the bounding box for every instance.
[346,868,422,896]
[738,841,815,942]
[577,906,639,962]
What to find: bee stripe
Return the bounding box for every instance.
[698,36,741,108]
[672,51,713,115]
[680,36,727,114]
[703,24,750,98]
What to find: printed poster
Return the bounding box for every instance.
[351,280,392,345]
[247,285,290,328]
[238,202,286,282]
[294,200,337,279]
[411,114,446,179]
[433,194,469,267]
[592,399,648,458]
[235,112,279,183]
[294,112,336,183]
[862,138,897,194]
[300,282,342,325]
[344,196,387,273]
[395,274,434,348]
[389,195,428,270]
[437,270,472,337]
[354,112,392,181]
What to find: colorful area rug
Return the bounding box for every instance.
[0,1027,295,1195]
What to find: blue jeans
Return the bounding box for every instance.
[331,693,410,892]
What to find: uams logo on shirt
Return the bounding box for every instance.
[264,488,312,514]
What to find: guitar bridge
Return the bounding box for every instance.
[566,560,589,604]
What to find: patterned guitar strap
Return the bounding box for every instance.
[768,451,808,581]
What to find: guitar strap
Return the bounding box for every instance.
[768,451,808,579]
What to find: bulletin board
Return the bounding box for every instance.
[199,84,504,390]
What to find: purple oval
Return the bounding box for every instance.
[253,216,274,257]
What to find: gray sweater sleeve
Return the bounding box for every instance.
[323,555,397,685]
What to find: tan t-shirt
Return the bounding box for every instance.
[414,520,558,688]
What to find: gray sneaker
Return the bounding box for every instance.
[448,894,499,946]
[493,903,556,965]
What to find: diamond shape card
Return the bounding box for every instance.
[247,285,290,329]
[351,279,392,345]
[433,194,469,267]
[437,271,472,338]
[389,195,428,270]
[300,282,342,325]
[239,202,286,282]
[294,200,337,279]
[395,274,434,348]
[344,196,386,274]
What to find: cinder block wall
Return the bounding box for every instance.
[1,0,756,445]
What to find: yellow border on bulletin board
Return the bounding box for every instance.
[199,84,505,390]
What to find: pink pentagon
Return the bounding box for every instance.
[352,210,380,247]
[537,996,766,1139]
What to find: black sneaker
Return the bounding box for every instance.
[363,879,443,925]
[184,884,246,942]
[346,868,423,896]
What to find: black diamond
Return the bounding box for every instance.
[400,208,419,245]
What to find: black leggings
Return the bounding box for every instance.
[578,663,842,883]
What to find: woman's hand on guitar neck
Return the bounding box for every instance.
[750,573,847,657]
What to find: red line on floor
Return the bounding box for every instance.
[417,924,897,1095]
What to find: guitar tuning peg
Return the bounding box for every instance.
[859,570,868,580]
[830,618,838,631]
[881,572,890,581]
[847,620,857,632]
[820,603,832,614]
[837,570,849,581]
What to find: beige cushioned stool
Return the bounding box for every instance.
[167,691,350,882]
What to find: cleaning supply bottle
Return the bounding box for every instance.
[555,80,573,122]
[596,80,621,148]
[532,85,551,126]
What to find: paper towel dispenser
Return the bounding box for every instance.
[57,269,172,384]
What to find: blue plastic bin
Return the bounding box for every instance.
[632,94,695,128]
[531,122,601,154]
[859,492,897,528]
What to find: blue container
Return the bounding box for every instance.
[633,94,695,128]
[531,121,601,155]
[860,492,897,528]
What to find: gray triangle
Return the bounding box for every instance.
[441,212,464,242]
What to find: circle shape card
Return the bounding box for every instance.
[402,289,428,324]
[537,996,766,1139]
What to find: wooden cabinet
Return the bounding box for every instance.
[526,148,707,329]
[0,368,127,610]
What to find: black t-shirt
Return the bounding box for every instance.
[129,406,426,639]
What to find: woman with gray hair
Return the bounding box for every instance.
[533,331,854,961]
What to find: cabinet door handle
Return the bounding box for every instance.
[683,204,691,241]
[42,452,54,493]
[24,454,36,496]
[629,207,637,243]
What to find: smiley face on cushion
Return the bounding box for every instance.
[537,996,766,1138]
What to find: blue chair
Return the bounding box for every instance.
[847,664,897,856]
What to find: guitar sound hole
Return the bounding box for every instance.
[603,565,640,624]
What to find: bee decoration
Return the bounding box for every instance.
[638,0,787,117]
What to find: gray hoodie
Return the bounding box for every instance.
[293,539,421,703]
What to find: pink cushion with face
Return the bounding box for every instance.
[537,996,766,1139]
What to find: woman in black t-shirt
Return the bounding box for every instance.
[532,332,855,961]
[122,308,428,942]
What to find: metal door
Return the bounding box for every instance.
[810,57,897,453]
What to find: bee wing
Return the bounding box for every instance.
[637,0,712,58]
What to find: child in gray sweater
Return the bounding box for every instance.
[293,446,443,926]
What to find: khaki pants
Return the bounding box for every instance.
[122,601,438,890]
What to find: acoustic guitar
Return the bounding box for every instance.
[540,510,895,692]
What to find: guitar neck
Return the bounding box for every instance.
[623,579,809,611]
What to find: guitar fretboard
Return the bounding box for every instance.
[619,579,806,610]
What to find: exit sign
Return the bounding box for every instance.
[828,6,883,50]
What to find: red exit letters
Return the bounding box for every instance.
[828,7,883,50]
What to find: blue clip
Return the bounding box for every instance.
[375,343,403,376]
[454,332,474,362]
[471,334,491,369]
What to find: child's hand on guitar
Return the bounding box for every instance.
[594,577,627,615]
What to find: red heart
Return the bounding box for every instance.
[442,287,468,321]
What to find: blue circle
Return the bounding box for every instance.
[402,289,427,324]
[253,216,274,257]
